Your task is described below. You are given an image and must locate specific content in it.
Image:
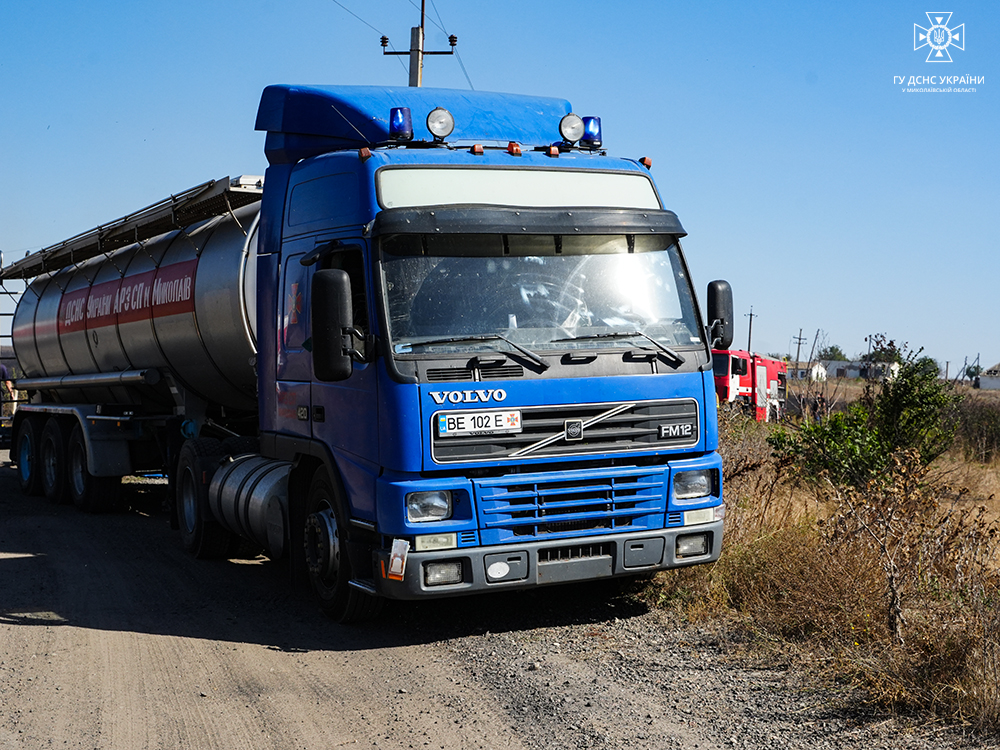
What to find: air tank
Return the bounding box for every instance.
[11,203,260,412]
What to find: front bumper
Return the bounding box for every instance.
[372,520,723,600]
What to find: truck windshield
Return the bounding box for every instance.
[379,234,702,355]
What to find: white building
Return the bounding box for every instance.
[980,362,1000,390]
[822,360,900,380]
[788,361,827,381]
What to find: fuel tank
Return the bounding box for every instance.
[12,203,260,411]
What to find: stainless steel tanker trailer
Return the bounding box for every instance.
[4,176,268,511]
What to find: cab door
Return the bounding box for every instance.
[309,239,380,520]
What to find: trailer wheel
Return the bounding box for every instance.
[40,418,71,505]
[176,438,232,559]
[68,423,121,513]
[304,467,381,623]
[15,417,44,497]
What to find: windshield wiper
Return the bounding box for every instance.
[551,331,686,366]
[398,334,550,370]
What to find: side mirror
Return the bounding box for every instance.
[706,280,734,350]
[312,269,354,382]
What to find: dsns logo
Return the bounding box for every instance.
[914,12,965,62]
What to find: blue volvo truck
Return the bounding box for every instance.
[3,85,734,621]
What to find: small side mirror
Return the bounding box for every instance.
[706,280,734,350]
[312,269,354,382]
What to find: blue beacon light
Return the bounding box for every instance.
[581,116,602,149]
[389,107,414,141]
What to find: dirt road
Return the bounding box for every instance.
[0,451,988,750]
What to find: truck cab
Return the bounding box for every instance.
[253,86,731,617]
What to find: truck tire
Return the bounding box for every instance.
[68,422,121,513]
[220,436,260,456]
[40,418,71,505]
[176,438,232,559]
[303,467,381,623]
[15,417,44,497]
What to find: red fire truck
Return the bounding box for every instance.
[711,349,787,422]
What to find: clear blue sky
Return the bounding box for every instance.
[1,1,997,374]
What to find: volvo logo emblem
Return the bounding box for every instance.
[428,389,508,405]
[564,419,584,441]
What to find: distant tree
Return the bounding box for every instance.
[965,364,982,380]
[816,344,847,362]
[860,335,904,365]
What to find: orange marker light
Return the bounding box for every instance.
[507,141,522,156]
[470,144,484,155]
[547,145,560,157]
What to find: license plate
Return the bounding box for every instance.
[437,409,522,438]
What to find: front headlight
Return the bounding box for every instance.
[406,490,453,522]
[673,470,714,500]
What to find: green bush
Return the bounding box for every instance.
[769,349,961,489]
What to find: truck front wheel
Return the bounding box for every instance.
[303,467,380,623]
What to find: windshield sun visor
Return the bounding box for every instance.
[372,206,686,249]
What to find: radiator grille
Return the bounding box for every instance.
[425,365,524,383]
[432,398,699,464]
[476,467,667,544]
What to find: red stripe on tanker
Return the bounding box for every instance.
[57,260,198,334]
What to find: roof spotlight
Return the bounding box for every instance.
[389,107,413,141]
[559,113,585,144]
[426,107,455,140]
[581,117,602,149]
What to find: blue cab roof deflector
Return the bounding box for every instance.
[255,85,572,164]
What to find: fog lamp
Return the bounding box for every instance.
[674,469,713,500]
[426,107,455,139]
[424,560,463,586]
[676,533,709,558]
[406,490,453,522]
[390,107,413,141]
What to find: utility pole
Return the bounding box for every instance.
[792,328,806,370]
[380,1,458,87]
[745,306,757,353]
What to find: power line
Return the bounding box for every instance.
[328,0,408,74]
[407,0,445,33]
[424,0,475,89]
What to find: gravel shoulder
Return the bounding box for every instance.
[0,450,993,750]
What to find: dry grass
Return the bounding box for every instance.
[643,408,1000,732]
